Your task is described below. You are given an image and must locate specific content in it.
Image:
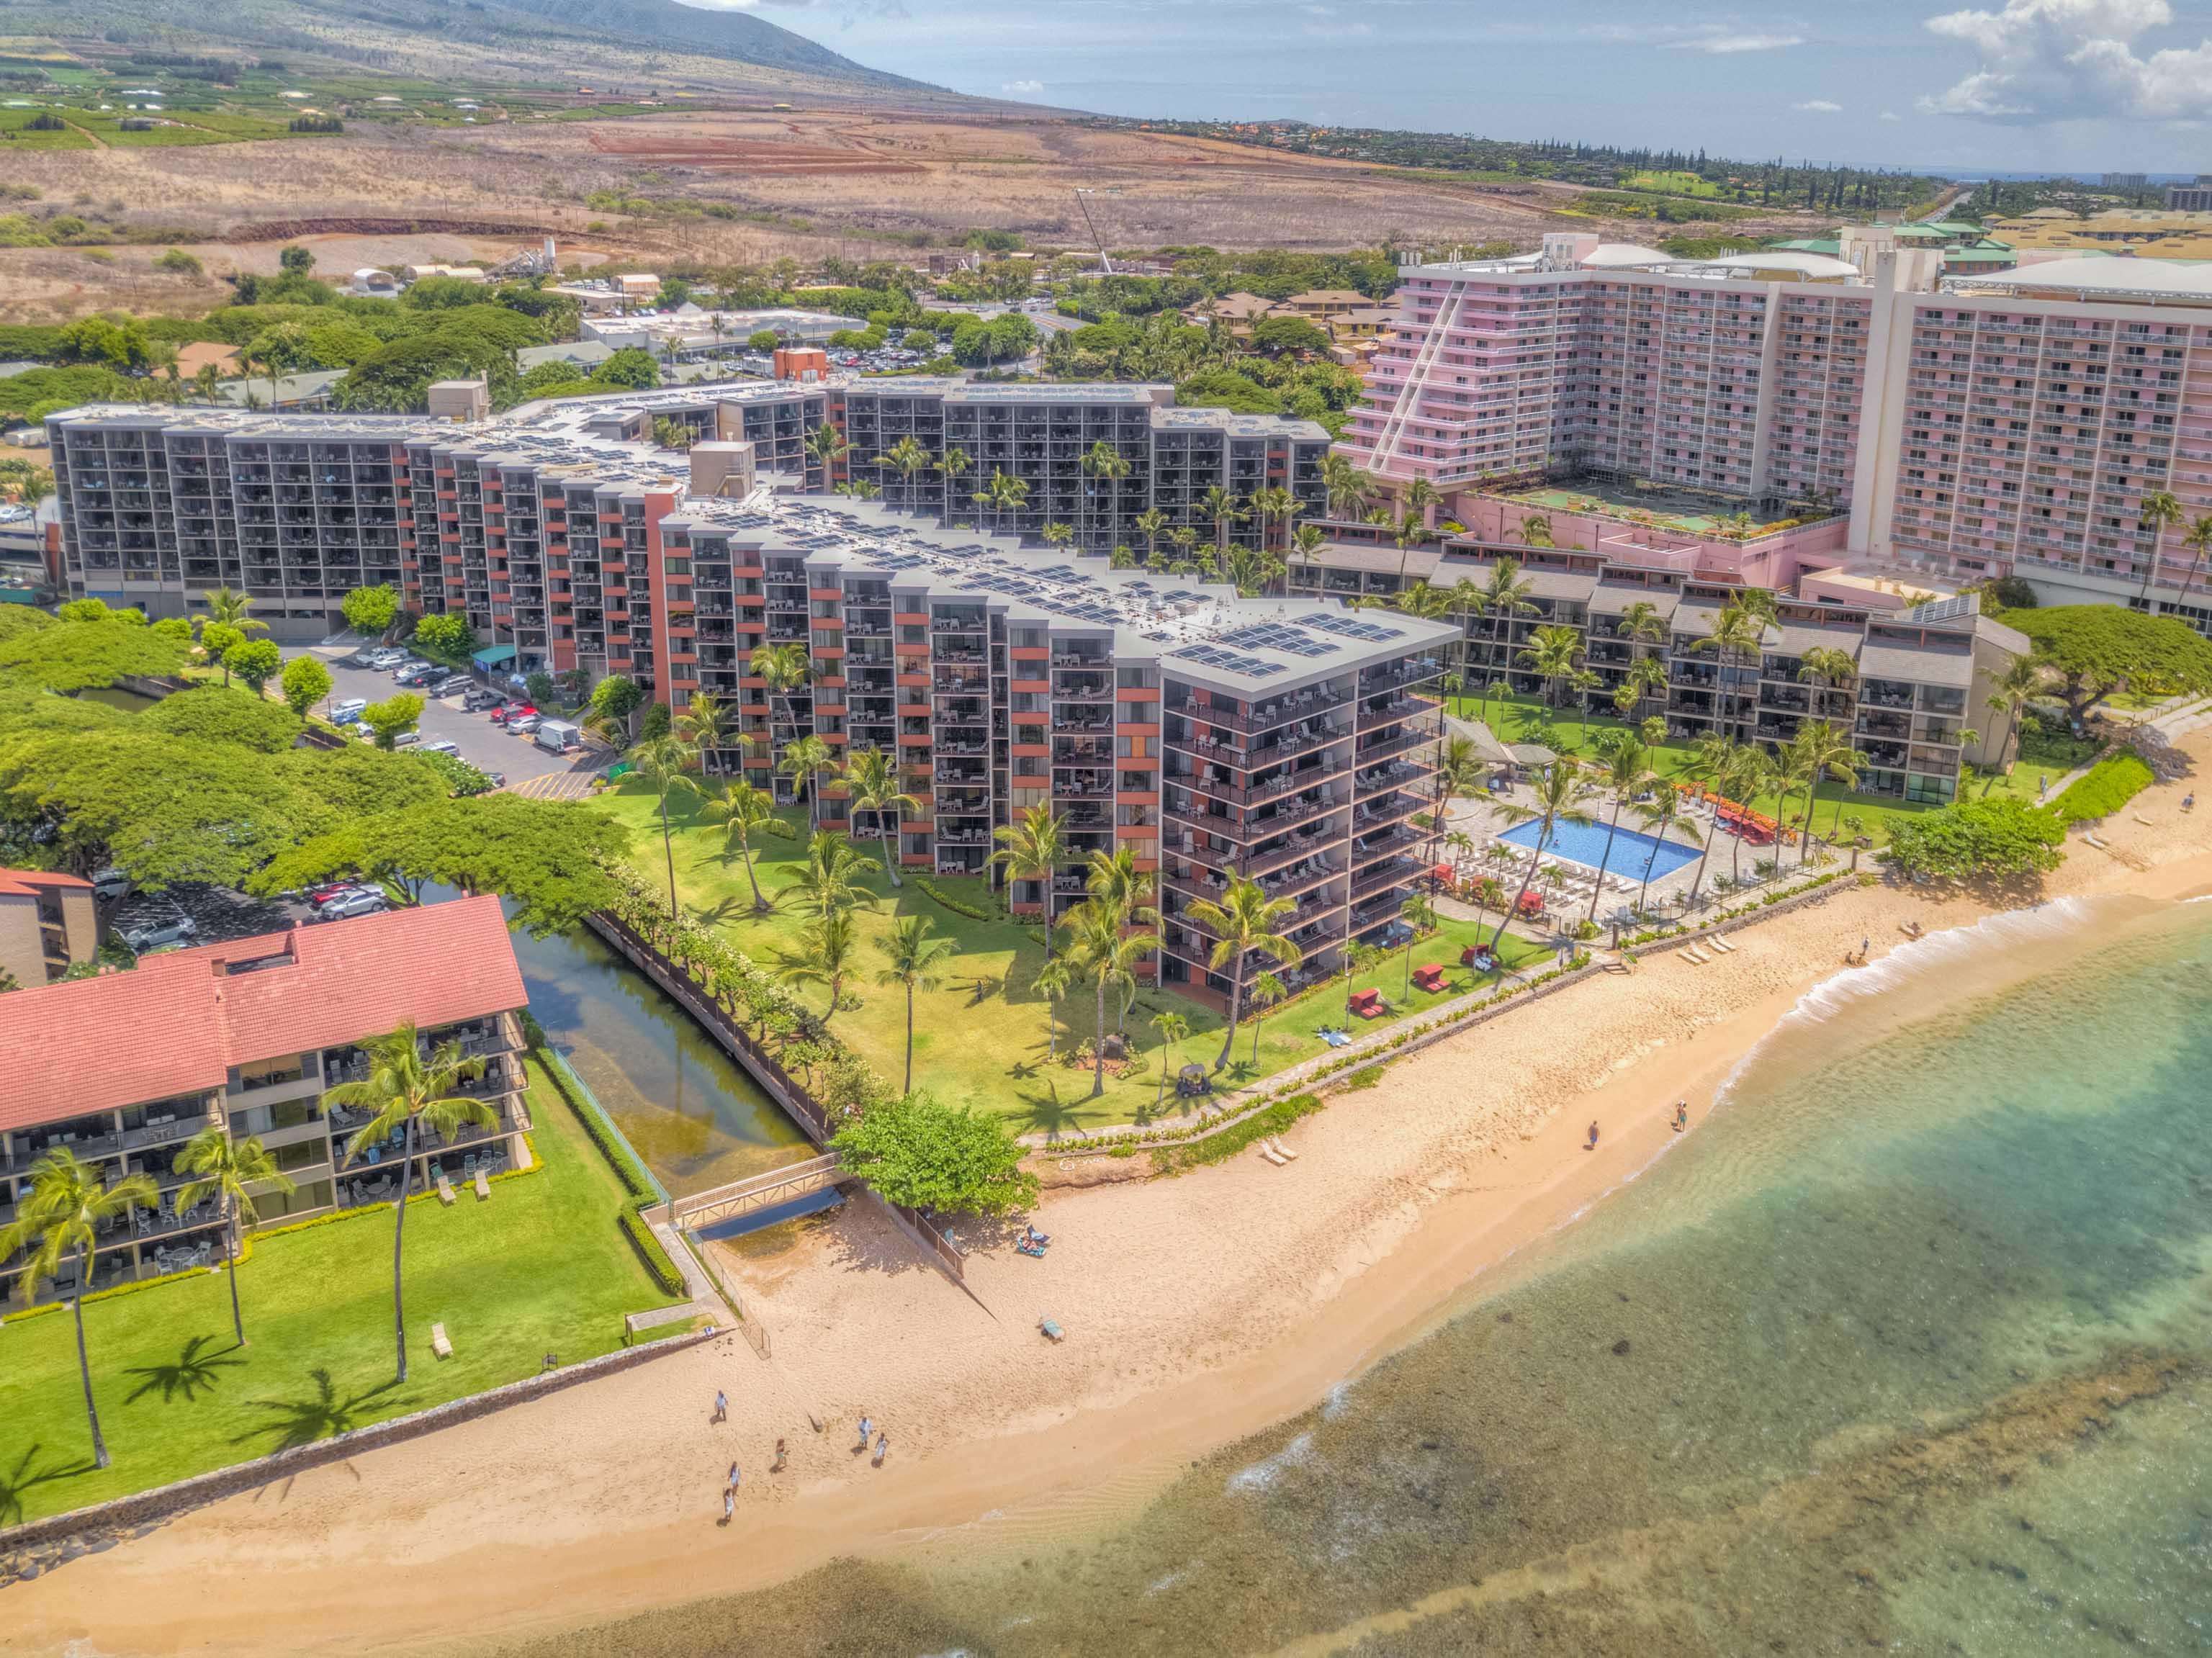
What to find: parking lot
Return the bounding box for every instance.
[306,646,606,800]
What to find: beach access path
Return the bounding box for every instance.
[11,736,2212,1658]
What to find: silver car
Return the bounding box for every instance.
[320,891,389,921]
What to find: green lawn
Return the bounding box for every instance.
[0,1058,682,1526]
[590,785,1549,1136]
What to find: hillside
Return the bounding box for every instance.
[0,0,950,101]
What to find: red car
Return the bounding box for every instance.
[489,703,537,726]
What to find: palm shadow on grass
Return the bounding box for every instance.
[124,1332,245,1405]
[0,1445,97,1527]
[235,1368,413,1455]
[1013,1076,1115,1141]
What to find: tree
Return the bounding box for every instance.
[774,909,861,1026]
[874,914,959,1094]
[279,244,317,276]
[777,733,836,829]
[1246,970,1287,1063]
[1586,734,1650,924]
[341,584,401,640]
[674,690,739,775]
[281,652,333,718]
[2002,606,2212,721]
[1486,762,1596,952]
[0,1149,158,1469]
[779,828,883,922]
[883,434,933,510]
[526,672,557,708]
[1784,720,1859,852]
[1691,600,1770,742]
[829,1093,1038,1217]
[412,611,478,659]
[587,672,646,742]
[1629,785,1690,914]
[1321,453,1373,520]
[804,420,849,489]
[1519,513,1553,549]
[1034,958,1074,1063]
[226,638,282,697]
[991,803,1068,958]
[1149,1009,1190,1112]
[1184,876,1303,1071]
[2176,513,2212,602]
[1882,796,2066,883]
[1519,623,1585,712]
[747,328,779,353]
[360,693,425,751]
[1982,655,2045,781]
[626,734,702,919]
[1063,896,1160,1097]
[199,621,245,688]
[2135,488,2185,600]
[1134,507,1170,566]
[843,744,920,887]
[1197,484,1246,550]
[1396,893,1436,999]
[140,685,302,752]
[200,586,267,639]
[321,1023,493,1383]
[174,1127,292,1348]
[975,467,1030,536]
[696,780,776,912]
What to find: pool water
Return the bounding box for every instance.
[1498,814,1700,880]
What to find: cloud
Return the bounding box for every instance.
[1881,108,1904,120]
[1794,98,1844,111]
[1671,32,1807,53]
[1921,0,2212,122]
[1002,78,1044,94]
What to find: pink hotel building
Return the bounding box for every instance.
[1340,231,2212,632]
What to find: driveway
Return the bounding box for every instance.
[302,646,605,796]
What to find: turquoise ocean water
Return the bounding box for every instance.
[510,896,2212,1657]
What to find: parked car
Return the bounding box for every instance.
[489,702,538,726]
[431,675,475,697]
[394,664,441,688]
[365,648,406,670]
[505,713,541,735]
[390,729,421,748]
[308,881,372,909]
[122,915,198,954]
[390,657,431,676]
[319,891,389,921]
[462,686,506,711]
[328,698,367,725]
[91,868,132,904]
[421,739,461,757]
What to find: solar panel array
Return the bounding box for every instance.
[1170,643,1286,677]
[1219,623,1338,659]
[1302,613,1406,644]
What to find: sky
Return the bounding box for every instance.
[672,0,2212,174]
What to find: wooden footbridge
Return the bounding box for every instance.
[663,1154,846,1232]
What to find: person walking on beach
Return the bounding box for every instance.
[721,1487,734,1524]
[772,1437,788,1473]
[1587,1120,1600,1151]
[713,1389,727,1424]
[873,1431,890,1466]
[727,1461,740,1495]
[1673,1101,1689,1132]
[856,1415,873,1453]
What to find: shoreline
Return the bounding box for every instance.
[9,760,2212,1657]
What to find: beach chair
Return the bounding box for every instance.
[1038,1316,1066,1343]
[1411,963,1447,994]
[1269,1137,1299,1161]
[1681,949,1709,965]
[1258,1143,1287,1166]
[436,1171,457,1207]
[430,1322,454,1360]
[474,1168,491,1199]
[1710,937,1736,954]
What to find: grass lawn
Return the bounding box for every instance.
[0,1058,681,1526]
[590,784,1550,1136]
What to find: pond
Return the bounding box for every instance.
[507,920,814,1198]
[76,685,161,715]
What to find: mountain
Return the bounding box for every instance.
[1,0,950,102]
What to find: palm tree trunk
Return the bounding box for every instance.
[392,1117,415,1382]
[658,796,681,921]
[225,1217,246,1347]
[1489,829,1545,955]
[902,984,914,1095]
[1091,978,1108,1098]
[1586,799,1625,924]
[741,841,767,912]
[73,1245,109,1469]
[1215,960,1243,1070]
[1038,868,1054,961]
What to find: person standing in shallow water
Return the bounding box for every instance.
[1587,1120,1600,1150]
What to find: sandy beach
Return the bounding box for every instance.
[9,737,2212,1657]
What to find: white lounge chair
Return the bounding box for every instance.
[1269,1137,1299,1161]
[430,1322,454,1360]
[1681,949,1709,965]
[436,1173,456,1206]
[1257,1143,1287,1166]
[474,1169,490,1199]
[1709,937,1736,954]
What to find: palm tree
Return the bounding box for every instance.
[1787,720,1860,854]
[775,910,861,1027]
[697,780,777,912]
[803,420,849,490]
[934,444,972,521]
[1,1149,158,1469]
[842,744,920,887]
[1321,452,1372,520]
[1680,733,1740,908]
[1041,521,1077,554]
[322,1023,492,1383]
[1520,623,1585,711]
[1034,958,1073,1063]
[874,914,958,1094]
[192,361,222,406]
[1982,655,2044,784]
[1133,507,1170,567]
[1289,522,1328,585]
[1246,970,1287,1063]
[1064,896,1160,1098]
[1251,485,1297,553]
[2135,487,2185,600]
[1110,544,1137,569]
[1081,440,1132,542]
[1486,762,1596,954]
[1150,1009,1191,1112]
[1197,484,1245,550]
[1630,787,1690,916]
[976,467,1030,536]
[1519,513,1553,549]
[777,733,835,829]
[991,803,1067,958]
[1586,734,1651,924]
[2177,513,2212,602]
[883,435,933,511]
[1692,600,1769,744]
[1480,556,1538,667]
[1723,745,1778,886]
[780,827,883,920]
[626,734,701,920]
[674,690,740,776]
[1435,734,1490,809]
[1184,876,1303,1071]
[199,585,267,639]
[1083,845,1157,1033]
[750,640,813,757]
[1404,476,1439,533]
[174,1127,292,1348]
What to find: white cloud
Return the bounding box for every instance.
[1794,98,1845,111]
[1881,108,1904,120]
[1921,0,2212,122]
[1673,32,1807,53]
[1002,78,1044,94]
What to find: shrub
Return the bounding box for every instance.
[2049,752,2155,824]
[529,1043,685,1297]
[913,876,991,920]
[1152,1093,1323,1173]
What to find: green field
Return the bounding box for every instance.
[1624,168,1723,199]
[589,785,1547,1135]
[0,108,94,149]
[0,1058,683,1526]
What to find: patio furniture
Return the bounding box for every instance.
[430,1322,454,1360]
[1411,964,1447,994]
[1349,988,1386,1019]
[436,1173,456,1206]
[1038,1315,1066,1343]
[1257,1142,1287,1166]
[474,1169,491,1200]
[1269,1137,1299,1161]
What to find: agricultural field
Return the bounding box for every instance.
[1624,168,1723,198]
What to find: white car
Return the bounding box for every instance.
[421,739,460,756]
[366,649,406,669]
[122,915,198,954]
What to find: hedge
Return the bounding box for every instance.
[2051,752,2155,825]
[913,876,993,921]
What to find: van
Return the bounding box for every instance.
[534,718,581,754]
[329,698,367,724]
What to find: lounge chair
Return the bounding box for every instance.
[436,1172,457,1206]
[1681,949,1709,965]
[430,1322,454,1360]
[1039,1315,1066,1343]
[1258,1143,1287,1166]
[1269,1137,1299,1161]
[1710,937,1736,954]
[474,1169,490,1199]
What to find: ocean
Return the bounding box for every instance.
[511,896,2212,1657]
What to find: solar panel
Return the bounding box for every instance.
[1302,612,1406,643]
[1171,644,1282,677]
[1220,623,1338,659]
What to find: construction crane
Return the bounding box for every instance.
[1074,189,1113,276]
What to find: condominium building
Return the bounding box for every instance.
[0,897,531,1310]
[46,379,1327,645]
[1337,233,2212,626]
[1292,541,2028,805]
[0,866,96,988]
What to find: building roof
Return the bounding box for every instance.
[1858,642,1974,688]
[0,866,91,897]
[1967,255,2212,297]
[1285,289,1370,307]
[0,896,524,1130]
[1691,250,1861,280]
[1580,243,1675,269]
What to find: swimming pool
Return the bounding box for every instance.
[1498,815,1701,881]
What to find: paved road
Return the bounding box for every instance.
[302,646,603,793]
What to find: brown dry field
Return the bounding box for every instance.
[0,107,1830,322]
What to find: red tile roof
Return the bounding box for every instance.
[0,867,93,898]
[0,896,526,1132]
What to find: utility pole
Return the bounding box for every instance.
[1074,189,1112,276]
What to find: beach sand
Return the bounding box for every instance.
[10,746,2212,1658]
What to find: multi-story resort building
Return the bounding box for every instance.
[1339,230,2212,631]
[0,896,531,1310]
[45,379,1327,649]
[0,865,96,987]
